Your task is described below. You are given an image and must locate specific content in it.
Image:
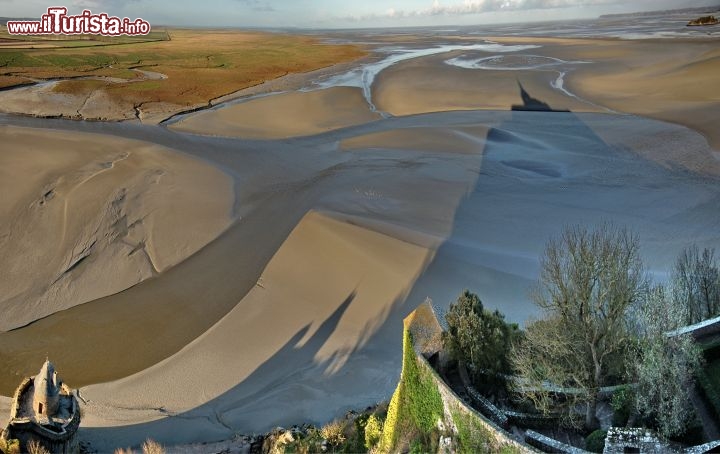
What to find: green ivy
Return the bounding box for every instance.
[451,407,491,454]
[378,329,444,452]
[403,331,444,434]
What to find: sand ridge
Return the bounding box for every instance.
[488,36,720,150]
[78,210,434,448]
[170,87,382,139]
[71,110,720,449]
[0,29,719,452]
[0,125,235,331]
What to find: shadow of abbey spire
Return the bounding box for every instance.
[512,81,569,112]
[401,84,633,325]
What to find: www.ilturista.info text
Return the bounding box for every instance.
[7,7,151,36]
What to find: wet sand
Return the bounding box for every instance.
[340,126,491,154]
[489,36,720,151]
[169,36,719,158]
[0,30,719,451]
[170,86,381,139]
[0,126,234,331]
[373,51,602,116]
[2,108,719,450]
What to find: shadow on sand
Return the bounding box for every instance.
[79,286,418,448]
[76,84,607,448]
[512,81,569,113]
[80,84,617,448]
[13,83,720,449]
[400,82,639,323]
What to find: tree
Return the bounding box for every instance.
[443,290,518,387]
[0,438,20,454]
[672,245,720,324]
[631,285,702,439]
[320,420,347,450]
[364,414,383,450]
[511,224,646,430]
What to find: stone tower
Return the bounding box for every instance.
[1,360,80,454]
[33,360,61,418]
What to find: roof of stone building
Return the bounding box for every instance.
[35,360,60,398]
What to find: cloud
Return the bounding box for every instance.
[404,0,620,17]
[71,0,141,13]
[234,0,276,12]
[429,0,617,14]
[343,0,675,21]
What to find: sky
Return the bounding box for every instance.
[0,0,714,28]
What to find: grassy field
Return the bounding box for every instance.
[0,28,365,112]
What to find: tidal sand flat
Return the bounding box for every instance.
[0,111,708,451]
[79,210,433,447]
[373,50,600,116]
[489,36,720,149]
[0,14,719,451]
[169,36,719,145]
[340,126,490,154]
[170,87,381,139]
[0,125,234,331]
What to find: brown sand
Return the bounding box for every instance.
[0,125,234,331]
[80,211,432,425]
[372,51,604,116]
[170,87,381,139]
[0,396,9,429]
[73,108,720,451]
[1,32,719,452]
[488,36,720,150]
[365,36,719,154]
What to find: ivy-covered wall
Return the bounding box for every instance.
[377,302,534,453]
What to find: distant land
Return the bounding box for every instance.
[0,5,718,28]
[600,5,720,19]
[688,15,719,25]
[0,18,35,25]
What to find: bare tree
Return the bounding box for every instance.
[673,245,720,324]
[511,224,646,430]
[632,285,702,439]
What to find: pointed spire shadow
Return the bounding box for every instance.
[512,80,569,112]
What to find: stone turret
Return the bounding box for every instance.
[1,360,80,454]
[33,360,61,418]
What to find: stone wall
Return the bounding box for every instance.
[9,377,31,420]
[2,377,80,454]
[525,430,588,453]
[4,406,80,454]
[405,301,538,453]
[415,351,535,452]
[668,315,720,342]
[401,302,720,454]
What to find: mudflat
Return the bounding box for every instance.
[0,24,718,451]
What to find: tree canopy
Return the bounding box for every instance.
[443,290,518,387]
[632,285,702,438]
[511,224,646,429]
[672,245,720,325]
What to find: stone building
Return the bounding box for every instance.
[1,360,80,453]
